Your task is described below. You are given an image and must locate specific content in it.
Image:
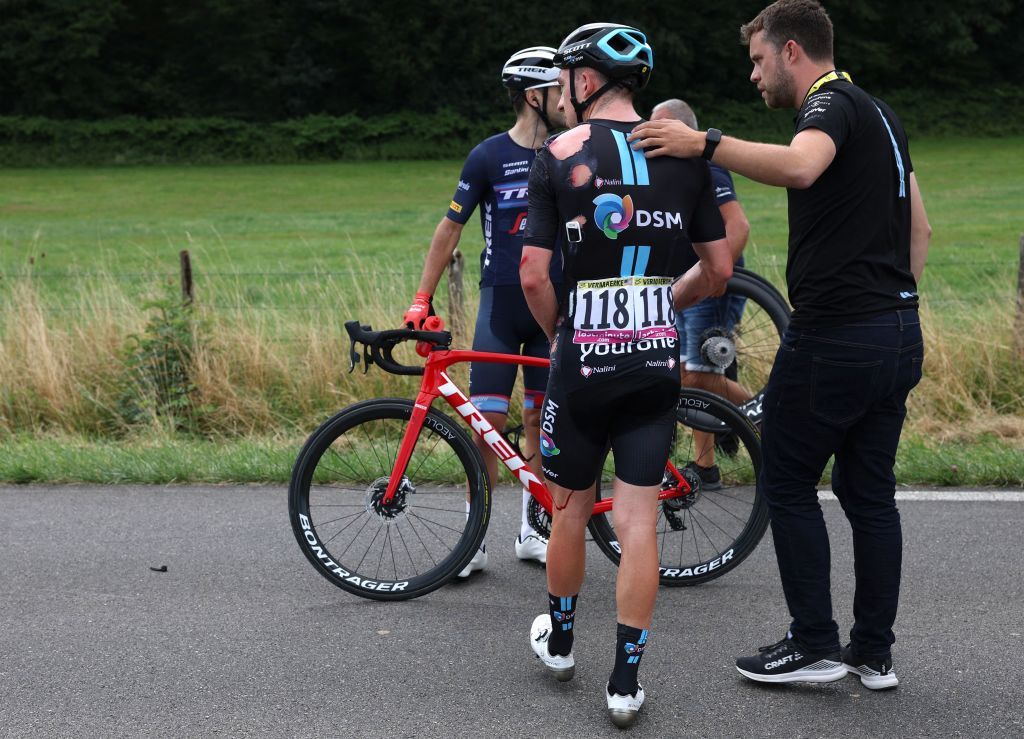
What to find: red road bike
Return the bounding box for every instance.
[288,321,766,600]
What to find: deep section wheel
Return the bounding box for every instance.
[587,388,768,586]
[289,398,490,600]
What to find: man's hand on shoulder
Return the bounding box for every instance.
[628,119,704,159]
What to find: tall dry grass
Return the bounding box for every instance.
[1,269,1021,444]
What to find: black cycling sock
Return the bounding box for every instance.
[609,623,649,696]
[547,593,578,656]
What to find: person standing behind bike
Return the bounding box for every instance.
[402,47,566,577]
[650,98,754,488]
[520,23,733,727]
[630,0,931,689]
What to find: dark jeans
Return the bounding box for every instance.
[759,309,924,656]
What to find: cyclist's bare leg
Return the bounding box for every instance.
[682,368,753,468]
[611,479,661,628]
[546,482,597,595]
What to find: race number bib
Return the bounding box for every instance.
[570,276,676,344]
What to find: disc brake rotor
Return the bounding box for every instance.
[366,476,414,521]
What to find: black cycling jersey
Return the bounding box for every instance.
[447,132,564,288]
[526,119,724,308]
[787,78,917,328]
[525,119,725,489]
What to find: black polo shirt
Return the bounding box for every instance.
[786,78,918,328]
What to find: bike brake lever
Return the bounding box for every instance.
[348,337,360,373]
[361,343,373,374]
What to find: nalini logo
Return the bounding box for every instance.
[540,430,560,457]
[593,193,634,239]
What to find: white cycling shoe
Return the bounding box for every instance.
[456,544,487,579]
[529,614,575,682]
[515,532,548,564]
[606,682,645,729]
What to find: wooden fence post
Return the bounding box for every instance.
[180,249,194,306]
[1015,234,1024,357]
[448,248,465,340]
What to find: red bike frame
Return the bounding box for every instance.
[379,347,689,512]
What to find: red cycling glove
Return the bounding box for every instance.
[402,292,434,329]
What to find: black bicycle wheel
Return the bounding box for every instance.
[587,388,768,586]
[719,270,790,400]
[289,398,490,601]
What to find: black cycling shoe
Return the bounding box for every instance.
[737,392,765,428]
[683,461,722,491]
[736,636,846,684]
[841,644,898,690]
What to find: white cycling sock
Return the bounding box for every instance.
[521,488,536,540]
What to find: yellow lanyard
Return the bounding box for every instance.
[804,70,852,102]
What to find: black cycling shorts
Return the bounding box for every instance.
[469,285,551,415]
[538,327,680,490]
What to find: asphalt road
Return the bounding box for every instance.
[1,484,1022,738]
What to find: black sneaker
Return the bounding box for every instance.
[736,636,846,684]
[683,461,722,491]
[841,644,898,690]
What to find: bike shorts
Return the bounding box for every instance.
[539,327,680,490]
[676,293,747,374]
[469,285,552,415]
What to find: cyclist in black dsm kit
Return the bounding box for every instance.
[518,23,734,728]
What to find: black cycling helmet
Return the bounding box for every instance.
[501,46,560,91]
[554,23,653,119]
[502,46,560,131]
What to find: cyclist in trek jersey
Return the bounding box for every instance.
[519,23,733,728]
[651,98,754,486]
[402,47,565,577]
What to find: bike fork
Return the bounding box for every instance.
[381,389,437,504]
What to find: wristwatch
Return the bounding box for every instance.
[702,128,722,160]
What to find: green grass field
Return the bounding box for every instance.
[3,137,1021,301]
[1,136,1022,484]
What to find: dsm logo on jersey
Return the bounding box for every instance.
[594,194,685,238]
[593,193,634,239]
[494,181,528,209]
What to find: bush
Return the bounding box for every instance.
[3,85,1021,166]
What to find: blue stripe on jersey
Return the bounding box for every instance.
[872,103,906,198]
[611,130,635,185]
[630,144,650,185]
[620,246,636,277]
[633,245,650,276]
[620,245,651,277]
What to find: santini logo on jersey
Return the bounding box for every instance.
[495,181,528,209]
[593,194,685,238]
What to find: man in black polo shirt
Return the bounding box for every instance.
[630,0,932,689]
